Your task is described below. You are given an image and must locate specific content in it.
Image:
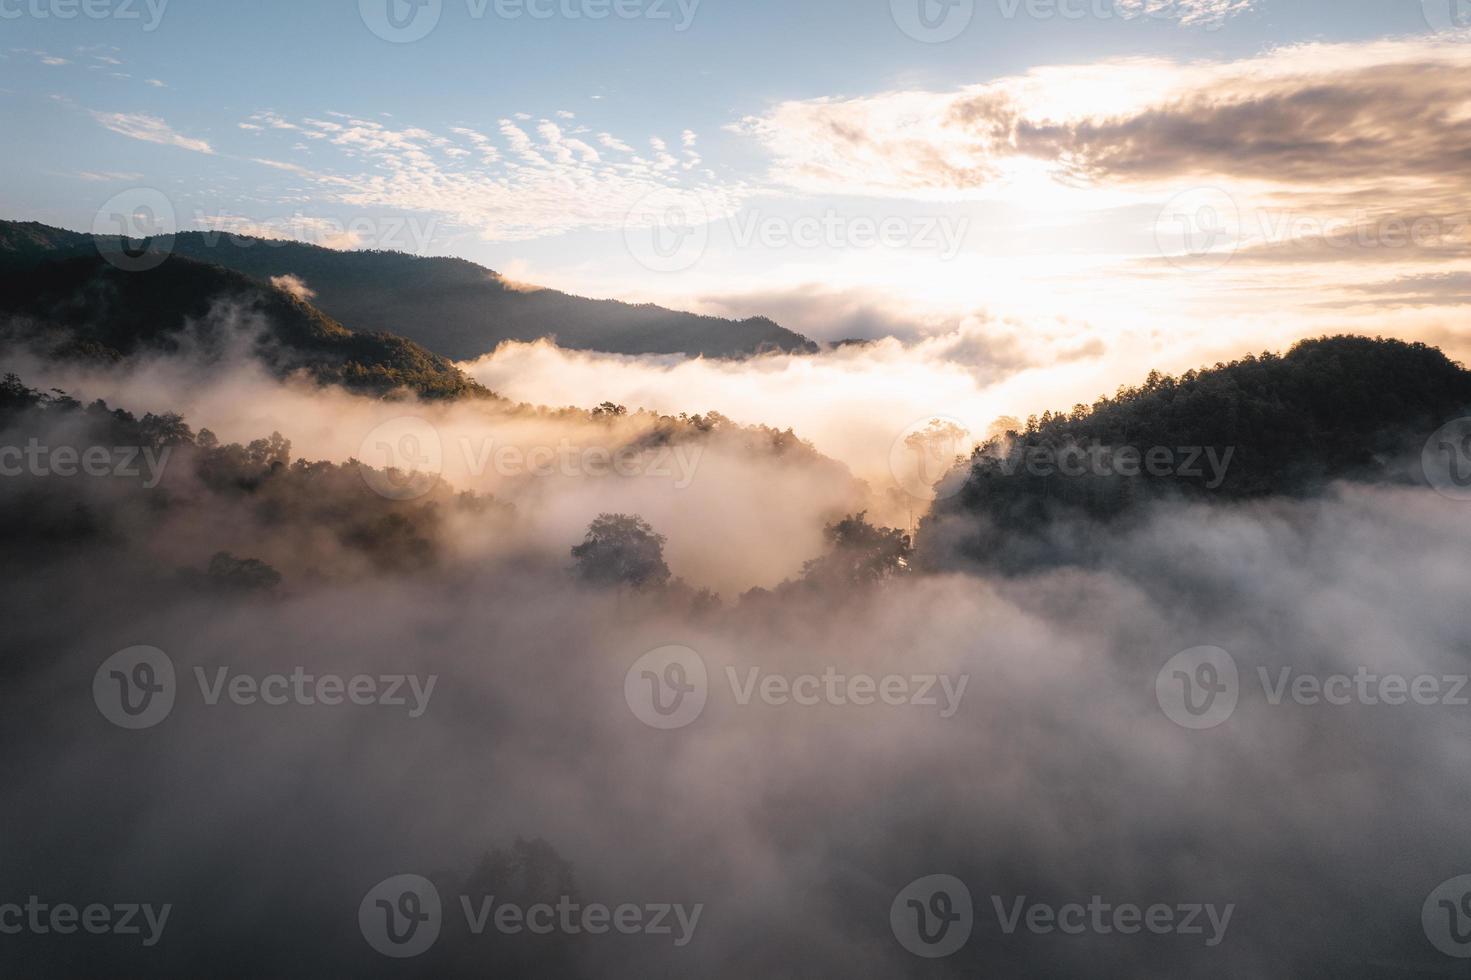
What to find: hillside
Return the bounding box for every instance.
[0,252,489,400]
[0,220,818,360]
[920,335,1471,568]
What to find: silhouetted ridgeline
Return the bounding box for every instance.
[0,219,818,360]
[920,336,1471,570]
[0,373,510,581]
[0,252,490,400]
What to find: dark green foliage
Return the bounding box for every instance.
[0,253,493,400]
[798,512,913,586]
[922,335,1471,569]
[204,552,283,593]
[0,220,818,360]
[0,375,511,579]
[437,839,586,979]
[570,513,672,590]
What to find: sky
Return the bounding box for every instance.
[2,0,1470,413]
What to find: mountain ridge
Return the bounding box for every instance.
[0,219,818,361]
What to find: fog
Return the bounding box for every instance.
[3,339,1470,978]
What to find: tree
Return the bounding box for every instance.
[205,552,282,593]
[570,513,671,589]
[799,512,912,587]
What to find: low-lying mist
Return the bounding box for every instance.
[4,336,1470,978]
[4,476,1469,977]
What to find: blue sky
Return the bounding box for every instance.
[2,0,1467,373]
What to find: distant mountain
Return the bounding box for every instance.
[0,251,490,400]
[0,220,818,360]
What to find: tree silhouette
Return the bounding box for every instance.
[570,514,671,589]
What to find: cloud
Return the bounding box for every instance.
[90,111,214,154]
[736,39,1471,208]
[269,274,317,301]
[1113,0,1258,27]
[697,284,968,344]
[76,170,145,182]
[238,112,746,242]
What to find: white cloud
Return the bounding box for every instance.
[90,111,214,154]
[1113,0,1257,27]
[243,111,740,242]
[735,38,1471,204]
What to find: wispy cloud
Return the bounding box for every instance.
[238,112,741,242]
[736,38,1471,210]
[91,111,214,154]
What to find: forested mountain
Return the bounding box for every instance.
[920,336,1471,569]
[0,220,817,360]
[0,251,489,399]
